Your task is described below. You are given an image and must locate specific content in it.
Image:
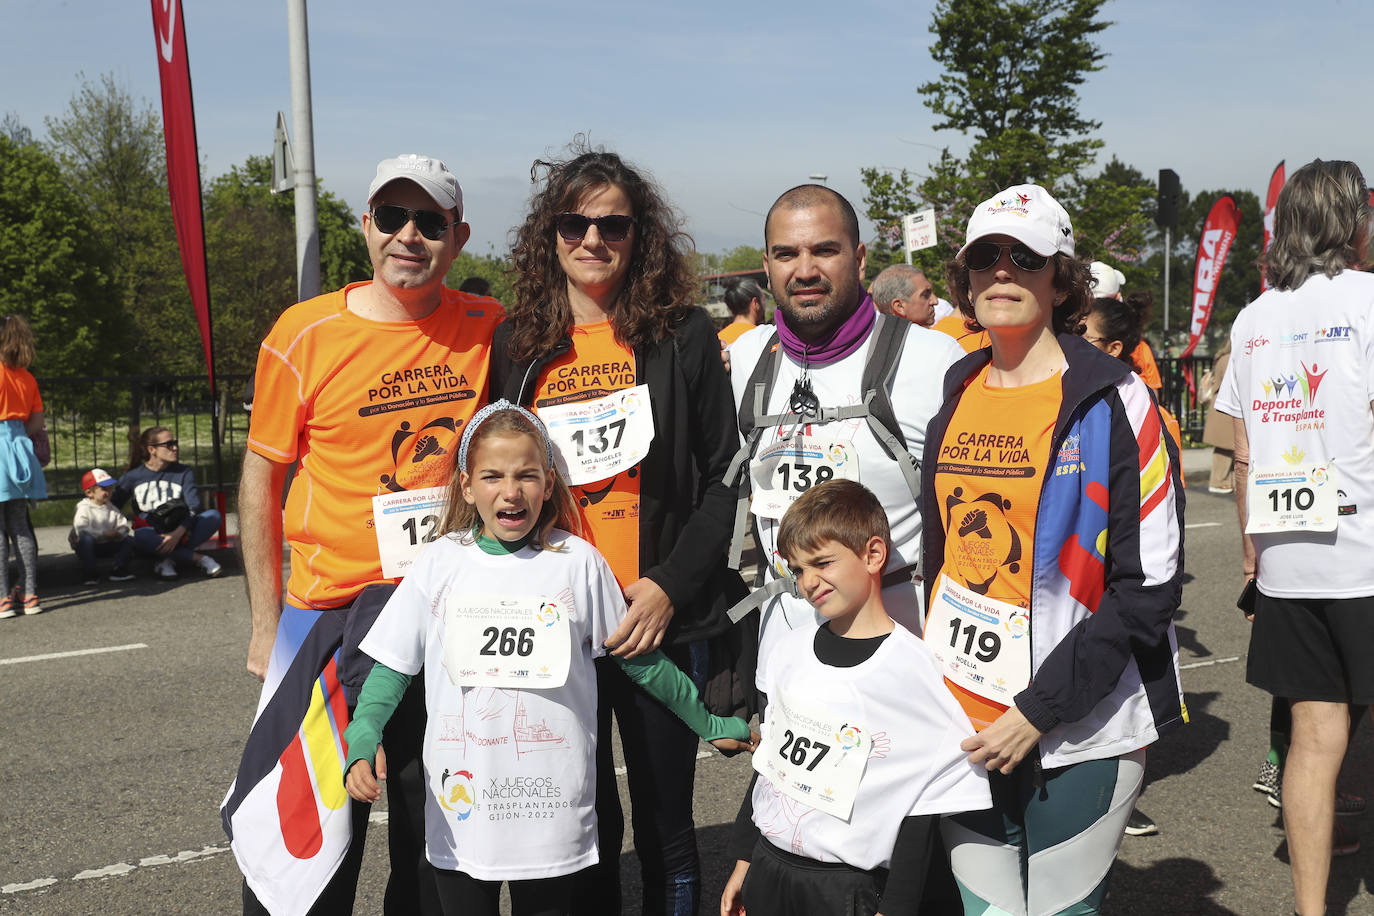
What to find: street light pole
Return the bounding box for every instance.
[287,0,320,301]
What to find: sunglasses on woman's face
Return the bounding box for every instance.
[370,205,454,241]
[964,241,1050,273]
[554,213,635,243]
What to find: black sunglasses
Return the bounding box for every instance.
[964,242,1050,273]
[555,213,635,243]
[154,439,179,449]
[370,205,455,241]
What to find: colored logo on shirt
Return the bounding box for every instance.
[379,417,461,492]
[439,768,476,821]
[537,601,561,627]
[835,724,863,751]
[944,488,1023,595]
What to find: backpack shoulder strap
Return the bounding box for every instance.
[859,315,920,500]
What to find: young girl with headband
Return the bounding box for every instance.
[342,401,754,916]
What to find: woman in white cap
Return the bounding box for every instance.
[919,184,1186,914]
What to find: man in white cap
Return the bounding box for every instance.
[224,155,502,916]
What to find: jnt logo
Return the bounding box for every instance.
[1316,326,1353,342]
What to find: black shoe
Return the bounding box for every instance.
[108,568,136,582]
[1124,808,1158,836]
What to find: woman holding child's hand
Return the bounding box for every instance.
[921,185,1186,914]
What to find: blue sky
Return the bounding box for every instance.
[5,0,1370,257]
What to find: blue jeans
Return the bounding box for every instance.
[132,509,222,565]
[73,532,135,577]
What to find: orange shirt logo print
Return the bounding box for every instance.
[379,417,461,492]
[943,489,1024,595]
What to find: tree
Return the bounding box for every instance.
[860,0,1132,295]
[0,135,115,375]
[45,73,184,374]
[203,155,371,375]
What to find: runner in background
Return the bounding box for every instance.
[924,185,1185,914]
[1215,158,1374,915]
[719,278,766,348]
[492,141,744,915]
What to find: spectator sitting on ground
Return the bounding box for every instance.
[114,426,222,580]
[69,468,135,585]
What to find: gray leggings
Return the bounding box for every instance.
[0,500,37,597]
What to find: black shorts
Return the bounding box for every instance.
[1247,591,1374,704]
[740,837,884,916]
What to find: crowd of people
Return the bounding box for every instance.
[9,144,1369,916]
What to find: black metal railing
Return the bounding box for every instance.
[1158,356,1215,443]
[34,374,252,501]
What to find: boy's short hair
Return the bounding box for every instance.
[777,479,891,562]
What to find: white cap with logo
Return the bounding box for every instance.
[367,154,463,218]
[958,184,1075,260]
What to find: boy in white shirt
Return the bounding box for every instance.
[70,468,135,585]
[722,479,991,916]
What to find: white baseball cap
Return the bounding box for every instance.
[958,184,1075,260]
[367,154,463,217]
[1089,261,1127,298]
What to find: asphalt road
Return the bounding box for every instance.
[3,452,1374,915]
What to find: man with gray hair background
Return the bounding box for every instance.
[871,263,939,327]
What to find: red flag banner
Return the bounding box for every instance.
[151,0,215,391]
[1181,196,1241,358]
[1260,162,1284,292]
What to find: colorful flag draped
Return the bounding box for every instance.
[150,0,215,391]
[1260,162,1285,292]
[1181,196,1241,359]
[221,609,354,916]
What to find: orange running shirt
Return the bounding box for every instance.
[932,313,990,354]
[718,321,755,346]
[248,283,503,608]
[1132,340,1161,390]
[533,321,641,589]
[0,366,42,420]
[932,366,1061,729]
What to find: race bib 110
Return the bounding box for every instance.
[1246,463,1339,534]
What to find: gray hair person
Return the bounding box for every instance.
[871,264,938,327]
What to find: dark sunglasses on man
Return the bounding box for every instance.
[963,241,1050,273]
[370,205,455,241]
[554,213,635,243]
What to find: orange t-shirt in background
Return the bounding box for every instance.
[1133,341,1162,390]
[933,313,990,354]
[0,366,42,419]
[718,321,755,346]
[248,283,503,608]
[533,321,641,589]
[932,367,1061,729]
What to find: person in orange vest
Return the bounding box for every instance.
[719,277,767,348]
[1089,261,1163,390]
[1081,295,1183,462]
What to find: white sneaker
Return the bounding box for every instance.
[154,559,178,580]
[198,555,222,578]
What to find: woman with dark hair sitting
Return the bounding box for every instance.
[115,425,223,579]
[491,140,743,915]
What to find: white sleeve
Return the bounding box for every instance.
[359,546,438,676]
[906,715,993,816]
[1215,325,1244,418]
[586,546,629,659]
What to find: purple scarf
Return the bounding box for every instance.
[773,294,877,366]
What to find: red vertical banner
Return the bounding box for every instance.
[150,0,215,391]
[1260,161,1285,292]
[1181,196,1241,358]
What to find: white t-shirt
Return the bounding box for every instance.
[752,622,991,869]
[730,321,963,686]
[360,531,626,880]
[1216,270,1374,597]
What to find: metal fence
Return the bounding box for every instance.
[36,373,252,501]
[1158,356,1216,443]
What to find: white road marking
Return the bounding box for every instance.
[3,844,230,896]
[1,878,56,893]
[0,643,148,666]
[1185,522,1222,530]
[1180,655,1241,670]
